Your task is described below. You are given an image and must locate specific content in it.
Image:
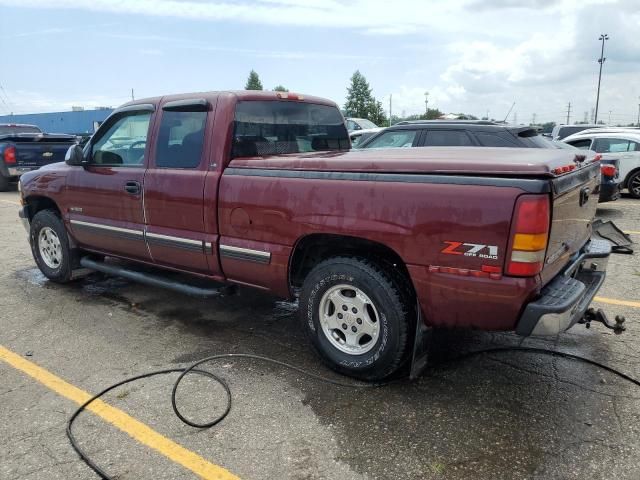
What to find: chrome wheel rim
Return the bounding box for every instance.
[630,175,640,197]
[318,284,380,355]
[38,227,62,269]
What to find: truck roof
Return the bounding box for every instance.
[119,90,338,109]
[230,146,595,178]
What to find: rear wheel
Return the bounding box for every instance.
[627,171,640,199]
[30,209,77,283]
[299,256,414,381]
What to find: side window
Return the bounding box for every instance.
[631,141,640,152]
[91,112,152,166]
[346,120,356,131]
[363,130,417,149]
[475,132,519,147]
[593,138,631,153]
[424,130,473,147]
[156,110,207,168]
[566,139,593,150]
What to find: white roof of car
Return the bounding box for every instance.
[563,128,640,142]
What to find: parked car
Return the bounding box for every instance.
[349,127,383,148]
[0,123,77,191]
[19,91,610,381]
[563,129,640,198]
[552,140,620,202]
[345,117,377,132]
[359,122,616,203]
[551,124,604,141]
[358,120,556,150]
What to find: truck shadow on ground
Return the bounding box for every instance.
[16,266,639,480]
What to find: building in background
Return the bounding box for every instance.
[0,107,113,134]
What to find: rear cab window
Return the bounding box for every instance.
[475,132,519,147]
[232,100,349,158]
[0,125,42,135]
[156,110,207,168]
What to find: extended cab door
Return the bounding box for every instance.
[65,105,154,260]
[143,98,220,275]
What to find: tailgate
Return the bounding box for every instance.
[14,140,74,169]
[541,161,600,284]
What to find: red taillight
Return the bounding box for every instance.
[506,195,550,277]
[3,146,16,165]
[601,165,616,177]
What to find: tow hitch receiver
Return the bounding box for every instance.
[580,307,626,334]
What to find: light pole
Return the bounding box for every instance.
[637,97,640,127]
[594,33,609,124]
[424,91,429,118]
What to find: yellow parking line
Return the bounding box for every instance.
[626,231,640,235]
[0,199,20,206]
[594,296,640,309]
[0,345,240,480]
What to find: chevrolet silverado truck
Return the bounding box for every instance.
[0,123,77,191]
[18,91,611,380]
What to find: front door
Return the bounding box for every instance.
[66,107,154,261]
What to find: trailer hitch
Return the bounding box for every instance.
[580,307,626,334]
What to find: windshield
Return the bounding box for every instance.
[0,125,42,135]
[232,100,349,158]
[355,119,377,129]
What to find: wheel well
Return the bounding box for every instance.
[25,196,61,220]
[623,167,640,188]
[289,234,415,294]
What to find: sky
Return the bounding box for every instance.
[0,0,638,125]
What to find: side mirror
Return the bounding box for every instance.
[65,144,86,166]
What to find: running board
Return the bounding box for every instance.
[79,257,222,298]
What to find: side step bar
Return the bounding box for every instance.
[79,257,222,298]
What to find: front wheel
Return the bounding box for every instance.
[30,209,77,283]
[627,171,640,199]
[299,257,414,381]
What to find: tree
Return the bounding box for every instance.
[418,108,443,120]
[368,99,387,126]
[344,71,375,119]
[273,85,288,92]
[245,70,263,90]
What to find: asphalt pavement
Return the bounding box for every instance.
[1,188,639,480]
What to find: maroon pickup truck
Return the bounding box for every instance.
[18,91,611,380]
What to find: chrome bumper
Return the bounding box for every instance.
[18,206,30,233]
[8,167,34,177]
[516,239,611,336]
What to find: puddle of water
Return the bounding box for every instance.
[16,268,49,287]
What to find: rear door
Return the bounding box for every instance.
[143,98,218,275]
[66,106,154,260]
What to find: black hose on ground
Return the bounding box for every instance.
[66,348,640,480]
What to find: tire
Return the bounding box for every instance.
[29,209,77,283]
[627,171,640,199]
[299,256,414,381]
[0,174,9,192]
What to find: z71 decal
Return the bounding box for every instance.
[441,241,499,259]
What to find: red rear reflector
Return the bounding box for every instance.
[3,146,16,165]
[481,265,501,273]
[601,165,616,177]
[507,261,543,276]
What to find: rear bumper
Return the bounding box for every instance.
[598,181,621,203]
[516,239,610,336]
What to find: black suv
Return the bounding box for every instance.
[357,120,553,149]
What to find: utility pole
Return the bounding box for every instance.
[424,91,429,117]
[608,110,612,125]
[513,112,518,125]
[389,94,392,127]
[637,97,640,127]
[531,113,536,125]
[583,111,588,123]
[594,34,609,124]
[566,102,572,124]
[486,110,489,121]
[131,88,135,101]
[591,108,595,123]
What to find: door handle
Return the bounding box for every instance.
[124,181,141,195]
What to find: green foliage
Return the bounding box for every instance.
[419,108,444,120]
[273,85,289,92]
[539,121,556,133]
[245,70,263,91]
[344,70,387,125]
